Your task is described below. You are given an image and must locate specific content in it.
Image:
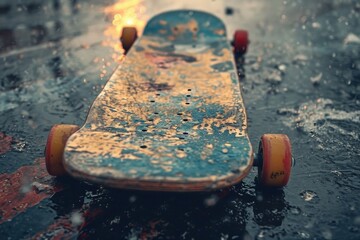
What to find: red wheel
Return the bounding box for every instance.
[233,30,249,54]
[45,124,79,176]
[257,134,292,187]
[120,27,138,53]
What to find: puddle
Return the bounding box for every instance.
[278,98,360,152]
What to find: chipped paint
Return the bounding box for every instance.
[64,10,253,191]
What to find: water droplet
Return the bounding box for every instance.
[13,140,26,152]
[204,194,219,207]
[300,190,317,202]
[290,206,301,215]
[312,22,321,29]
[20,181,32,194]
[277,108,298,116]
[344,33,360,45]
[293,54,308,64]
[32,182,52,193]
[310,72,322,85]
[330,170,342,176]
[354,216,360,225]
[256,191,264,202]
[298,231,310,239]
[265,70,282,84]
[278,64,287,72]
[257,230,266,238]
[305,219,315,229]
[322,230,332,240]
[70,211,84,227]
[129,195,137,203]
[220,233,229,240]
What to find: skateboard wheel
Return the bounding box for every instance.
[120,27,138,52]
[233,30,248,54]
[45,124,80,176]
[257,134,292,187]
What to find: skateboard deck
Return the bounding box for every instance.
[63,10,253,191]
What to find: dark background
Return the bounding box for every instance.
[0,0,359,239]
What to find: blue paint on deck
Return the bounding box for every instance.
[65,10,251,187]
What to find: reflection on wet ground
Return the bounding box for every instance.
[0,0,82,53]
[1,0,360,239]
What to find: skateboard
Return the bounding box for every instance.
[45,10,293,191]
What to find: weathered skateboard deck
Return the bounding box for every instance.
[64,10,253,191]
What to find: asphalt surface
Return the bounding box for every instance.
[1,0,360,239]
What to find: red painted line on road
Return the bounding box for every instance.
[31,217,77,240]
[31,208,104,239]
[0,132,12,154]
[0,158,64,224]
[139,219,164,240]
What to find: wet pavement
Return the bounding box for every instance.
[1,0,360,239]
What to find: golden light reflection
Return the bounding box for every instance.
[103,0,146,63]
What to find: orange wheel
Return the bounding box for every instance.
[257,134,292,187]
[233,30,249,54]
[45,124,79,176]
[120,27,138,53]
